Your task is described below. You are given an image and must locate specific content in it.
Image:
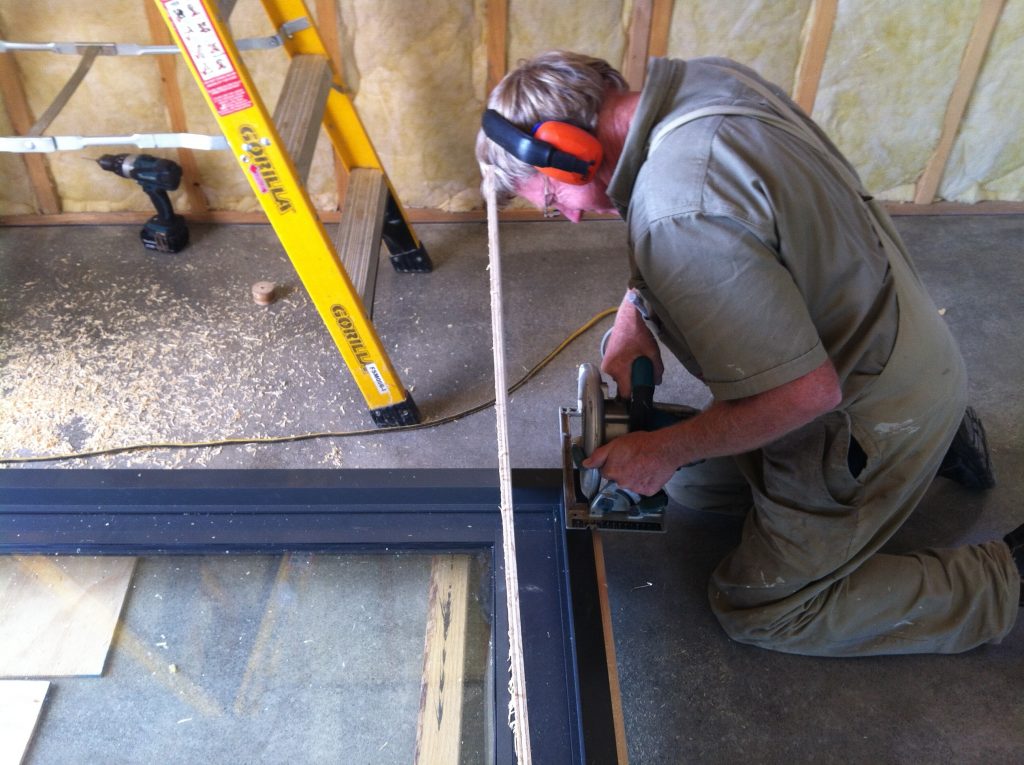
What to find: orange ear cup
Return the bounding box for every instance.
[532,121,603,185]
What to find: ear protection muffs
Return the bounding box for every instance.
[481,109,603,185]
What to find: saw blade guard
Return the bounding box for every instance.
[577,362,604,498]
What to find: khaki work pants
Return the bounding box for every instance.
[665,218,1020,656]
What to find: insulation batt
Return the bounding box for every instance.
[0,0,1020,215]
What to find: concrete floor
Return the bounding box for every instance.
[1,214,1022,762]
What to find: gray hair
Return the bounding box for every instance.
[477,51,628,206]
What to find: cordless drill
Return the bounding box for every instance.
[97,153,189,253]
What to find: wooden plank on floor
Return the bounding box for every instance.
[0,680,49,765]
[415,554,471,765]
[0,556,136,677]
[567,528,630,764]
[592,531,629,765]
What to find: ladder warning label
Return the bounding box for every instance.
[163,0,252,116]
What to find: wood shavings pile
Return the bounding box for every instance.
[0,247,358,468]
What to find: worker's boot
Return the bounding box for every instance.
[937,407,996,489]
[1005,523,1024,606]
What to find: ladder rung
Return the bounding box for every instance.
[273,54,332,183]
[336,168,388,316]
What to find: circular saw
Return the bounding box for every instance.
[560,357,698,532]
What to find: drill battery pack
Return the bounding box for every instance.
[141,214,189,253]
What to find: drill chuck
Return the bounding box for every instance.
[98,153,183,191]
[97,153,133,178]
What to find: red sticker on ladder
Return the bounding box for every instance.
[162,0,253,116]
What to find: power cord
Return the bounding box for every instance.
[0,307,617,464]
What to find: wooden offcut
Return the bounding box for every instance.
[0,556,136,677]
[415,554,472,765]
[0,680,50,765]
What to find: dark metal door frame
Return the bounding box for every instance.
[0,467,615,763]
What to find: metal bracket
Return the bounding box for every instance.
[0,133,229,153]
[0,17,310,57]
[0,18,312,155]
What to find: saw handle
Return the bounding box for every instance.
[628,356,656,432]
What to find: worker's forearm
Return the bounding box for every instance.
[613,289,645,332]
[581,359,841,496]
[602,290,663,394]
[653,359,842,467]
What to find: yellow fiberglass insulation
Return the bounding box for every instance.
[0,0,1020,215]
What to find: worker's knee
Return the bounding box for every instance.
[707,584,827,655]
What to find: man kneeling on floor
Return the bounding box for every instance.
[477,50,1022,656]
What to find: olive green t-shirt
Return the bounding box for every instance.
[607,57,898,401]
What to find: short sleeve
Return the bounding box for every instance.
[635,212,827,400]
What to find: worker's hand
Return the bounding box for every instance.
[602,294,663,398]
[582,430,678,497]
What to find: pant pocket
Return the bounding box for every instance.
[761,411,861,513]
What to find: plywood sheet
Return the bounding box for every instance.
[0,556,136,677]
[0,680,49,765]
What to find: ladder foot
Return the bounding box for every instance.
[370,396,422,427]
[389,245,433,273]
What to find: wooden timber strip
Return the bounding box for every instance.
[914,0,1006,205]
[648,0,674,60]
[486,0,509,95]
[2,201,1023,229]
[623,0,655,90]
[793,0,838,115]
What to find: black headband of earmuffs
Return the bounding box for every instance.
[481,109,593,178]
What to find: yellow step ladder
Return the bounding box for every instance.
[154,0,431,426]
